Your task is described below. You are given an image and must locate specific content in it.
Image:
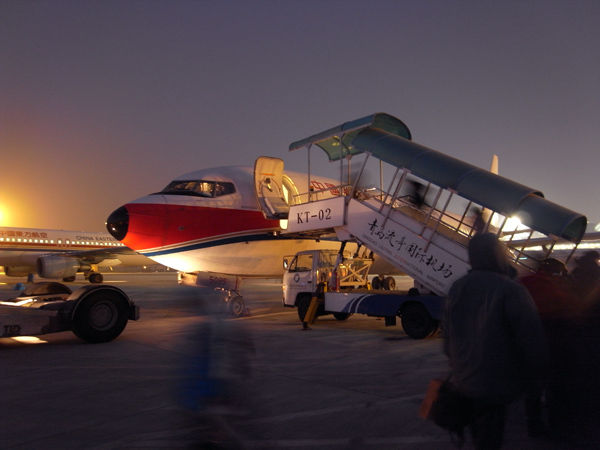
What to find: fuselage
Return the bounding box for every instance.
[106,166,357,277]
[0,226,126,273]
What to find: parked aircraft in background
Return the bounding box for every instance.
[0,226,155,283]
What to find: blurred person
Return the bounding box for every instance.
[179,298,255,449]
[443,233,548,450]
[409,181,425,208]
[470,207,485,236]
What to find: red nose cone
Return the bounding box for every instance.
[107,202,168,251]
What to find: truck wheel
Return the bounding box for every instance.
[71,290,130,343]
[228,296,245,317]
[401,303,437,339]
[383,277,396,290]
[332,312,351,321]
[371,276,383,290]
[296,294,312,322]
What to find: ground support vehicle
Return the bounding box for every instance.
[0,281,139,343]
[283,249,443,338]
[276,113,589,338]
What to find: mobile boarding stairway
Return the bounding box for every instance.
[260,113,588,336]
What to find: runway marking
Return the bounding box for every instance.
[239,311,293,320]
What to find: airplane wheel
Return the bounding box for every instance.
[400,303,437,339]
[228,296,245,317]
[63,276,76,282]
[71,290,130,343]
[88,273,103,284]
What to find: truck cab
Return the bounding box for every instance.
[283,249,374,307]
[282,248,442,339]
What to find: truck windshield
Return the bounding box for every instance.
[289,254,313,272]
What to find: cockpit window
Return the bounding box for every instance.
[160,180,236,197]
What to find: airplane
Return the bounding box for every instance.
[105,156,600,315]
[0,226,157,283]
[106,115,600,315]
[105,159,402,312]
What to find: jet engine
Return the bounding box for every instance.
[36,255,81,279]
[3,266,33,277]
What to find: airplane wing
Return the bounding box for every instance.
[58,246,146,264]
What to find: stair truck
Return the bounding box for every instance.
[272,113,588,337]
[283,246,443,338]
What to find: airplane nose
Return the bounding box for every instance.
[106,206,129,241]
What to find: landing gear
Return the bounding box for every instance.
[84,272,103,284]
[225,290,247,318]
[227,295,245,317]
[88,272,103,284]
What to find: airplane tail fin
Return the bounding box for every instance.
[490,154,498,174]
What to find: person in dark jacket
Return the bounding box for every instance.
[571,250,600,300]
[519,258,576,438]
[443,233,549,450]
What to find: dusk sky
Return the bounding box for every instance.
[1,1,599,232]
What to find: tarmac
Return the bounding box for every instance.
[0,272,592,449]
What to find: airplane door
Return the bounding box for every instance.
[254,156,290,220]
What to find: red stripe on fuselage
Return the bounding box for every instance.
[122,203,279,251]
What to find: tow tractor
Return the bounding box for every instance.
[0,281,139,343]
[283,246,442,339]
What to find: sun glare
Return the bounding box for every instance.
[0,204,9,226]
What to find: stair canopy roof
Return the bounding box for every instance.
[290,113,587,244]
[289,113,411,162]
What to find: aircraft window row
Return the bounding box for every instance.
[160,180,236,198]
[0,237,123,246]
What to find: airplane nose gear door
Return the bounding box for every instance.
[254,156,291,220]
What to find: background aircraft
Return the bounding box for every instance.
[0,226,155,283]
